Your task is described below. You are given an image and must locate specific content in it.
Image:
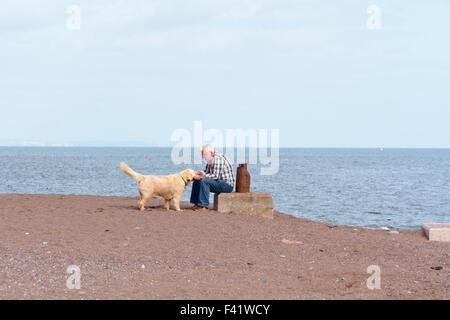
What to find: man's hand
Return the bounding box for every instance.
[193,171,206,180]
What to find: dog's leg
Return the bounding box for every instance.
[138,190,144,210]
[173,196,182,211]
[164,199,170,211]
[139,193,152,211]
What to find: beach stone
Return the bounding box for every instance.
[213,192,274,219]
[422,223,450,242]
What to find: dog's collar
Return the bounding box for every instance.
[179,174,189,186]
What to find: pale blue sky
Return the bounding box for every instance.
[1,0,449,147]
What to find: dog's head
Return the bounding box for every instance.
[180,169,195,185]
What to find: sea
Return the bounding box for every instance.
[1,147,449,230]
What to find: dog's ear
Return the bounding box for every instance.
[181,169,194,182]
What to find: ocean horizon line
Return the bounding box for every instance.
[1,145,450,149]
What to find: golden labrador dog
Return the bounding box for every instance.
[120,162,195,211]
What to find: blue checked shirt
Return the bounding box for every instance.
[204,152,235,187]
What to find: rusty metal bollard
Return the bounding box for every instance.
[235,163,250,193]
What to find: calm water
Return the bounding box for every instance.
[1,147,449,230]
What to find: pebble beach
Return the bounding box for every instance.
[0,194,448,300]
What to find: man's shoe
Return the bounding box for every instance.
[194,206,210,212]
[190,204,201,210]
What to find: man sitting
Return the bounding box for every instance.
[190,144,235,212]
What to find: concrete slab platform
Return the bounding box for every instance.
[213,192,274,219]
[422,223,450,242]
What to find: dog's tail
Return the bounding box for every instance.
[120,162,145,182]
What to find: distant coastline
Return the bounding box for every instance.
[1,144,450,149]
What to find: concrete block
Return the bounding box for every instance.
[422,223,450,242]
[213,192,274,219]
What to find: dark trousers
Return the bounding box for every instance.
[190,178,233,208]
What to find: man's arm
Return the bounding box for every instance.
[204,156,223,180]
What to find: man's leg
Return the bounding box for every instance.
[190,179,214,208]
[192,179,234,208]
[206,179,233,194]
[191,178,219,208]
[190,180,201,205]
[195,179,212,208]
[196,179,233,207]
